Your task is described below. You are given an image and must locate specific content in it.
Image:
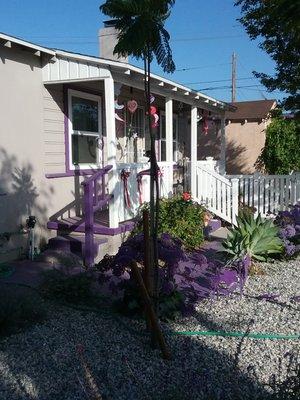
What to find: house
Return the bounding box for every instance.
[224,99,277,174]
[0,22,234,265]
[197,99,277,174]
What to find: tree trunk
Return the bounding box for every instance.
[143,50,160,315]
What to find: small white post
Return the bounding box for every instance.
[231,178,239,225]
[296,172,300,203]
[165,98,174,196]
[191,106,198,199]
[220,114,226,174]
[105,77,119,229]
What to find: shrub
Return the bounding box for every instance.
[222,211,283,262]
[134,194,205,250]
[40,269,93,304]
[0,286,46,336]
[97,233,247,319]
[275,203,300,257]
[256,118,300,174]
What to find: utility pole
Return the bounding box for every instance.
[231,52,237,103]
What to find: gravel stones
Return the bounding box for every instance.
[0,258,299,399]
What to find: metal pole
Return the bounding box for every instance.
[231,52,237,103]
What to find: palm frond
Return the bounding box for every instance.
[153,26,175,73]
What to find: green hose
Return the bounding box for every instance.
[172,330,300,340]
[3,282,300,341]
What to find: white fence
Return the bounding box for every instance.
[226,173,300,217]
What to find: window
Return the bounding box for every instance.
[124,106,145,163]
[68,90,102,169]
[159,112,179,162]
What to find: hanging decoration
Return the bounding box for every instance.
[150,94,155,104]
[115,100,125,123]
[202,117,209,135]
[127,100,138,114]
[148,105,159,128]
[120,169,131,208]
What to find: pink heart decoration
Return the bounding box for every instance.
[127,100,138,114]
[150,106,157,115]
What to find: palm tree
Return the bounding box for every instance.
[100,0,175,311]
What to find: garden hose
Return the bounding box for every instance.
[2,281,299,341]
[172,330,300,340]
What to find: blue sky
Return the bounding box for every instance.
[0,0,283,103]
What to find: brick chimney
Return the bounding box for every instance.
[98,20,128,63]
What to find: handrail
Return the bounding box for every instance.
[81,165,112,186]
[82,164,112,267]
[196,165,231,185]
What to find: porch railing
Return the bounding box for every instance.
[114,161,174,224]
[81,165,112,267]
[195,165,239,224]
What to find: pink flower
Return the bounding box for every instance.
[182,192,191,201]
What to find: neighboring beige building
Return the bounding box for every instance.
[196,100,277,174]
[224,100,276,174]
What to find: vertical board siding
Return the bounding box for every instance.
[43,86,66,174]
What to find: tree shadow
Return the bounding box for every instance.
[0,148,54,254]
[226,139,252,175]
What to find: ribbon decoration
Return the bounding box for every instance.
[137,167,163,204]
[120,169,131,208]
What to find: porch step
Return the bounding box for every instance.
[47,216,135,236]
[48,234,108,260]
[204,218,222,238]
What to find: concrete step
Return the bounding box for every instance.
[204,218,222,238]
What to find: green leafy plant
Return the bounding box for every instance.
[134,194,205,250]
[255,118,300,174]
[222,211,283,262]
[39,269,93,304]
[0,286,46,337]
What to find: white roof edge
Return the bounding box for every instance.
[55,49,232,111]
[0,32,232,111]
[0,33,56,56]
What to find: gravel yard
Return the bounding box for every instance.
[0,258,299,400]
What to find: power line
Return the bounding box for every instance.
[184,77,254,85]
[177,62,231,72]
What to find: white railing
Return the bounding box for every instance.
[115,162,174,223]
[226,172,300,217]
[195,165,238,224]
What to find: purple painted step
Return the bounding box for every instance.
[204,219,222,238]
[47,217,135,236]
[48,234,108,257]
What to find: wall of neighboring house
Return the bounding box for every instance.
[225,119,267,174]
[0,46,84,260]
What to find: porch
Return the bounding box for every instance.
[42,49,231,266]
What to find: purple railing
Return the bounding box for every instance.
[81,165,112,267]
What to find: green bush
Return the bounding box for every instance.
[256,118,300,174]
[0,286,46,336]
[39,269,93,304]
[135,194,205,250]
[222,210,283,262]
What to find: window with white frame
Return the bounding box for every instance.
[68,89,102,169]
[159,112,179,162]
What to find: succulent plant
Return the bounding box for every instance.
[222,210,284,262]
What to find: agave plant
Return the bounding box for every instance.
[222,210,284,262]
